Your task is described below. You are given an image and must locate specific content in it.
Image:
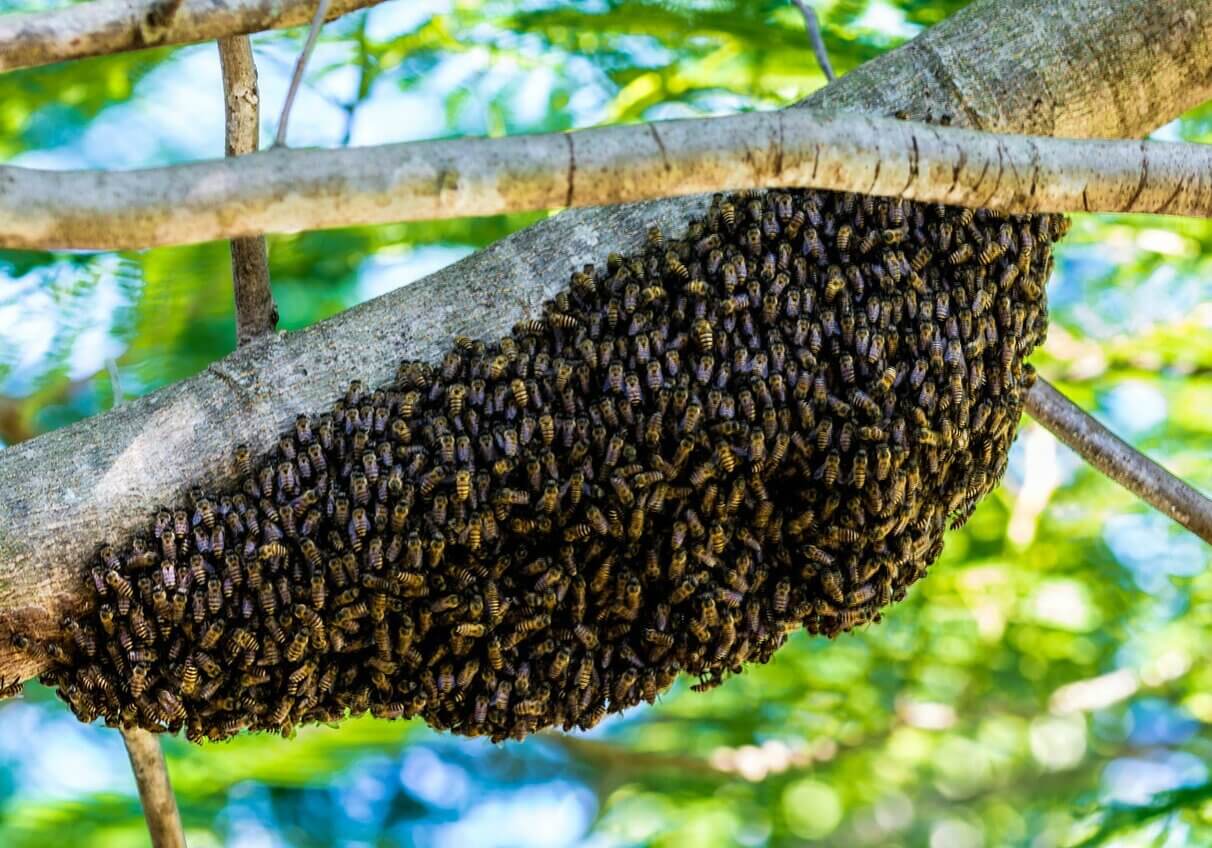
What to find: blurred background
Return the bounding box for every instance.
[1,0,1210,845]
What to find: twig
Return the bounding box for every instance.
[6,110,1212,251]
[121,728,187,848]
[1025,378,1212,544]
[106,358,125,404]
[274,0,333,148]
[219,36,278,344]
[0,0,388,73]
[791,0,835,81]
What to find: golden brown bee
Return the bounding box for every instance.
[234,444,254,479]
[105,570,134,600]
[820,569,845,604]
[948,243,973,265]
[771,578,791,614]
[816,451,840,486]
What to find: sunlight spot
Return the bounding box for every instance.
[897,698,957,731]
[853,1,920,39]
[708,739,811,780]
[1184,693,1212,723]
[1135,228,1195,257]
[1103,381,1167,435]
[1007,425,1059,548]
[1029,714,1087,770]
[358,246,475,301]
[399,746,470,809]
[930,819,983,848]
[873,792,914,832]
[1028,579,1095,632]
[1140,650,1191,687]
[1050,669,1138,715]
[782,779,842,840]
[1101,753,1207,805]
[366,0,452,41]
[971,602,1006,641]
[433,782,593,848]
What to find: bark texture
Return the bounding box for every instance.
[1,0,1209,681]
[5,110,1212,250]
[219,35,277,346]
[121,727,187,848]
[0,0,386,72]
[1028,381,1212,542]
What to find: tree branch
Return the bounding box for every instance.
[4,110,1212,251]
[1,0,1209,684]
[1024,380,1212,544]
[0,0,387,73]
[121,727,187,848]
[219,36,277,345]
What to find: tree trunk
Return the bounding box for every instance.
[1,0,1209,682]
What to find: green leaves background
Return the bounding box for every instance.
[0,1,1209,845]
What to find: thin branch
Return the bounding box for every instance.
[106,358,125,404]
[1025,379,1212,544]
[219,36,278,344]
[0,0,387,73]
[5,110,1212,251]
[121,728,187,848]
[274,0,333,148]
[1,0,1210,684]
[791,0,835,81]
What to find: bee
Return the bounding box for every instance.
[816,451,841,486]
[234,444,253,479]
[948,243,973,265]
[772,579,791,614]
[105,570,134,600]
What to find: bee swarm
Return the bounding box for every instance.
[30,189,1064,743]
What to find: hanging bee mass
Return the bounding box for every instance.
[25,189,1065,742]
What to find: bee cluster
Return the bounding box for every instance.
[30,189,1064,742]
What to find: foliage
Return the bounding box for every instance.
[1,0,1210,845]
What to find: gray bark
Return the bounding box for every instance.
[121,727,187,848]
[1028,381,1212,542]
[6,111,1212,251]
[0,0,387,72]
[1,0,1210,681]
[219,35,277,346]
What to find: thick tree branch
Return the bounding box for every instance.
[1025,381,1212,543]
[4,110,1212,251]
[122,727,187,848]
[0,0,387,73]
[219,36,277,345]
[1,0,1209,684]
